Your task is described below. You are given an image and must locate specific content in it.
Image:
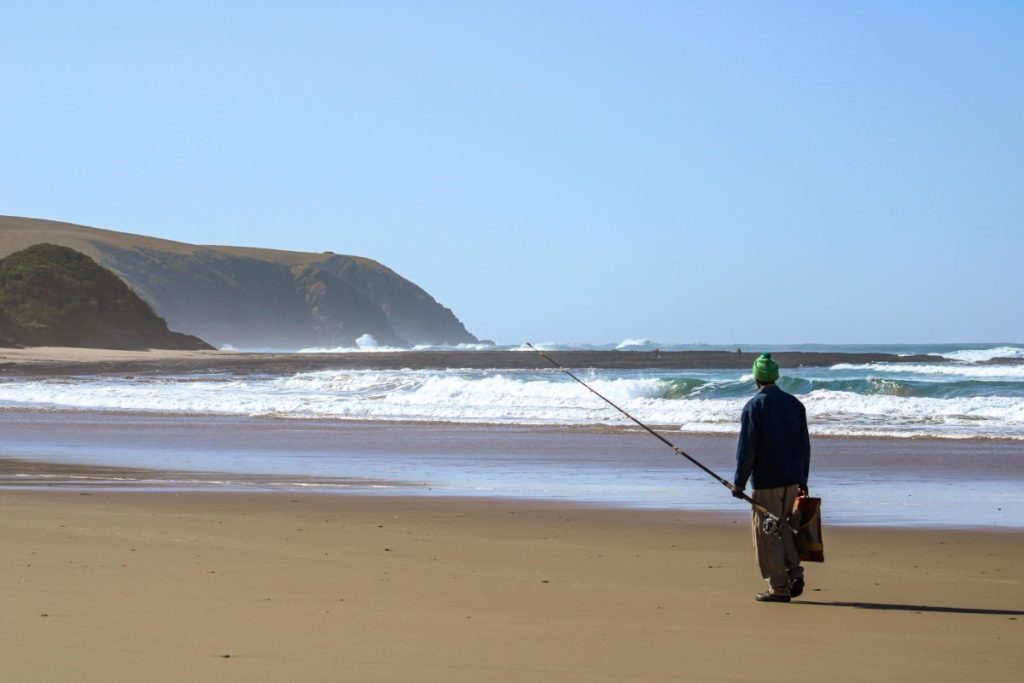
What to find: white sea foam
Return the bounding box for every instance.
[355,333,379,348]
[937,346,1024,363]
[616,338,659,350]
[410,343,498,351]
[297,345,409,353]
[0,369,1021,439]
[299,339,498,353]
[830,362,1024,380]
[298,333,409,353]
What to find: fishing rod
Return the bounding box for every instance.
[526,343,794,535]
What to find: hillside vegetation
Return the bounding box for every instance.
[0,243,213,350]
[0,216,477,349]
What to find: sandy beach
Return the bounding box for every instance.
[2,345,1021,680]
[1,490,1020,682]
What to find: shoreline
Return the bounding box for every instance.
[2,454,1020,532]
[2,413,1021,529]
[2,489,1021,681]
[0,346,949,376]
[2,404,1022,443]
[0,454,426,494]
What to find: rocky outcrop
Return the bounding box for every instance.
[0,244,213,350]
[292,264,405,348]
[314,255,477,346]
[0,216,479,349]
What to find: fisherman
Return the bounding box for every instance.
[732,353,811,603]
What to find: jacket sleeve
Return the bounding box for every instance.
[734,402,757,490]
[800,403,811,487]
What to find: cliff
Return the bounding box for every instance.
[0,216,478,349]
[0,244,213,350]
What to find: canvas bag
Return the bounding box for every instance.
[792,495,824,562]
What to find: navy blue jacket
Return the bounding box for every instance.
[734,384,810,491]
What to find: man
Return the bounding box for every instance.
[732,352,811,603]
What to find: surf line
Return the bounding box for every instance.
[526,343,794,536]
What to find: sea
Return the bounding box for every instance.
[1,340,1022,527]
[2,340,1022,440]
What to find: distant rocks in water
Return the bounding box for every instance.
[0,216,478,349]
[0,243,213,350]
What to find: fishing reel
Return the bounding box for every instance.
[760,515,782,536]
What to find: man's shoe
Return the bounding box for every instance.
[755,591,791,603]
[789,577,805,598]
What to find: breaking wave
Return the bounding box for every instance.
[297,333,407,353]
[936,346,1024,363]
[615,338,660,350]
[830,362,1024,380]
[1,365,1021,440]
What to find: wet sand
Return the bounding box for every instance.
[0,346,943,376]
[2,411,1022,526]
[4,411,1019,528]
[1,490,1020,682]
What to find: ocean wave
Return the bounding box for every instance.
[410,342,498,352]
[508,342,603,352]
[297,345,407,353]
[0,369,1021,439]
[777,376,1024,399]
[936,346,1024,363]
[830,362,1024,380]
[299,341,502,353]
[298,333,408,353]
[615,338,660,350]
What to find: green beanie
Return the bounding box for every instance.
[752,352,779,383]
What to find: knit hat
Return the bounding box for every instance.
[752,352,779,383]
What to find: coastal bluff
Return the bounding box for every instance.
[0,216,477,349]
[0,244,212,350]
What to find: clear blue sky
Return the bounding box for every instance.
[2,2,1021,344]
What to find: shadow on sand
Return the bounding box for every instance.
[796,600,1023,616]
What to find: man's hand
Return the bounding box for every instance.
[731,485,745,499]
[799,484,809,497]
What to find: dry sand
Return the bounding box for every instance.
[0,346,226,365]
[1,491,1020,682]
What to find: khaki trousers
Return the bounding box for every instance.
[751,485,804,595]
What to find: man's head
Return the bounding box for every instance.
[752,352,779,387]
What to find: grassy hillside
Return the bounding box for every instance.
[0,243,213,350]
[0,216,477,349]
